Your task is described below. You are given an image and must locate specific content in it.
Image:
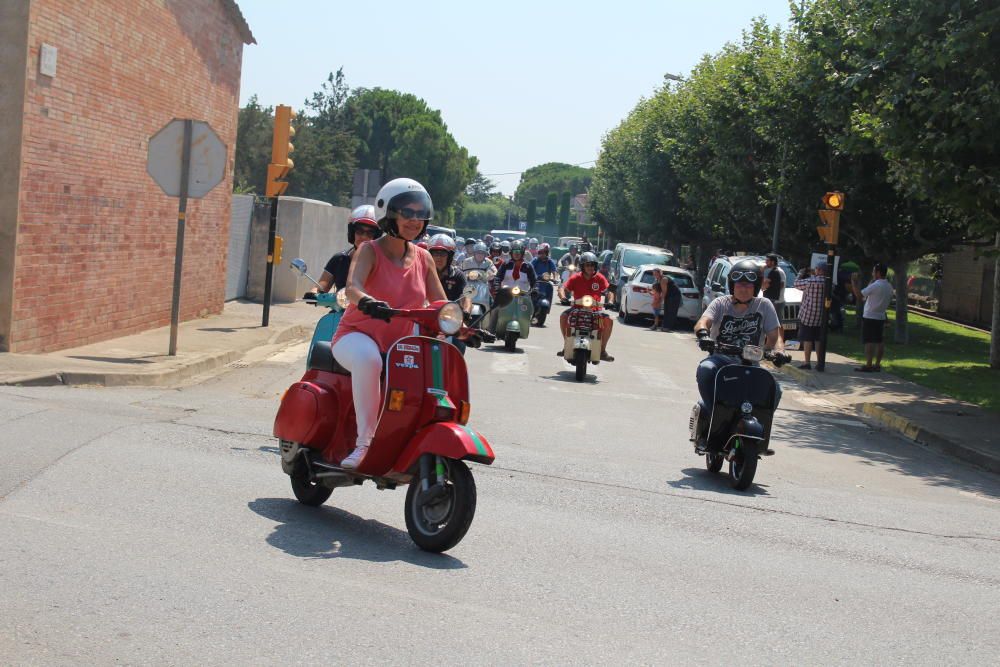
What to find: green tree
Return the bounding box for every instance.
[526,199,537,231]
[458,202,506,230]
[346,88,477,211]
[544,192,558,231]
[515,163,593,207]
[234,95,274,195]
[289,69,358,205]
[558,191,572,237]
[466,172,497,203]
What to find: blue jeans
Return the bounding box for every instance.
[696,354,783,409]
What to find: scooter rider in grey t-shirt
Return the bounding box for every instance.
[691,259,784,446]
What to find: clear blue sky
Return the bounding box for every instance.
[237,0,794,195]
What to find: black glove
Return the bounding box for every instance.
[773,352,792,367]
[478,329,496,344]
[696,329,713,351]
[465,333,482,349]
[530,287,539,297]
[463,311,474,325]
[357,296,393,322]
[302,291,318,301]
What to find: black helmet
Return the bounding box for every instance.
[511,242,525,258]
[579,252,599,271]
[727,258,764,298]
[489,241,501,254]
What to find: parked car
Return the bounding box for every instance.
[608,243,678,308]
[490,229,527,243]
[426,224,456,239]
[618,265,700,325]
[701,255,801,335]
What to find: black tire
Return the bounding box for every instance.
[706,452,724,473]
[504,331,518,352]
[728,439,759,490]
[534,311,547,327]
[405,459,477,552]
[574,348,588,381]
[290,472,334,507]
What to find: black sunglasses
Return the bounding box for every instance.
[731,270,758,282]
[354,227,377,238]
[395,206,431,221]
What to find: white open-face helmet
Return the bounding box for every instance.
[347,204,380,244]
[374,178,434,240]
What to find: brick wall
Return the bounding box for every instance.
[10,0,246,352]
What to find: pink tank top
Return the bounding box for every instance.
[333,241,429,352]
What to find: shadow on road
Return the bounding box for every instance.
[541,371,600,385]
[667,467,771,496]
[247,497,467,569]
[474,346,526,355]
[775,409,1000,500]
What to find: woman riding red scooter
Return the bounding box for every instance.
[332,178,447,470]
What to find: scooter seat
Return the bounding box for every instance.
[308,341,351,376]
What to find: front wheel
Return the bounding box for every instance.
[728,439,759,490]
[290,472,334,507]
[574,348,588,381]
[405,459,477,552]
[504,331,518,352]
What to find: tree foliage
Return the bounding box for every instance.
[514,163,593,208]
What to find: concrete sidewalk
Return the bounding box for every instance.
[0,300,317,387]
[775,349,1000,475]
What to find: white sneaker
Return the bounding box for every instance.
[340,445,369,470]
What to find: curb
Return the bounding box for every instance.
[859,403,1000,475]
[0,323,312,388]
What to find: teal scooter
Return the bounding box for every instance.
[492,286,534,352]
[290,258,347,367]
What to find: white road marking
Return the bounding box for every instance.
[633,365,679,390]
[266,341,309,364]
[491,355,529,375]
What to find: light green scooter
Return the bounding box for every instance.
[492,286,534,352]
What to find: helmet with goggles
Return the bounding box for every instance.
[511,242,525,258]
[374,178,434,240]
[727,258,764,298]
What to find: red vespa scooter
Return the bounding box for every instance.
[273,289,511,552]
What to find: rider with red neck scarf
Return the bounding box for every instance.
[495,242,537,293]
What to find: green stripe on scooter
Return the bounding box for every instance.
[461,425,488,457]
[430,344,448,406]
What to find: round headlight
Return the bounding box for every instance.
[541,272,551,281]
[511,286,522,296]
[742,345,763,362]
[567,264,577,272]
[581,295,595,308]
[335,288,350,310]
[438,302,464,335]
[468,270,481,281]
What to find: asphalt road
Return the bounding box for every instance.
[1,308,998,665]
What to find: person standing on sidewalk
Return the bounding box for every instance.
[793,265,826,369]
[852,262,894,372]
[762,253,786,341]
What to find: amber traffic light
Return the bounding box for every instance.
[266,105,295,198]
[817,191,844,244]
[822,191,844,211]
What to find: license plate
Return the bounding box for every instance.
[782,322,797,330]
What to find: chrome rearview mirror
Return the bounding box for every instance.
[462,284,476,298]
[290,257,323,289]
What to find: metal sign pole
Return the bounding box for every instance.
[261,195,278,327]
[168,119,193,356]
[816,245,835,372]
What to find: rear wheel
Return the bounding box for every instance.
[728,438,759,490]
[290,470,334,507]
[534,311,547,327]
[620,294,636,324]
[504,331,518,352]
[706,452,724,473]
[405,459,477,552]
[574,348,588,381]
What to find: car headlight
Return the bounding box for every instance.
[438,302,464,335]
[335,288,350,310]
[580,295,595,308]
[742,345,763,362]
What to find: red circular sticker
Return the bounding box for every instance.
[591,282,600,290]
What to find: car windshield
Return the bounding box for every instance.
[641,271,695,288]
[623,249,675,268]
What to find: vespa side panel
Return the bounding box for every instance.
[273,378,341,449]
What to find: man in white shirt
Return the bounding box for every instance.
[852,262,894,372]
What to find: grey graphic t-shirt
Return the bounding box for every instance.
[704,296,780,348]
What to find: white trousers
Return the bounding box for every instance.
[331,332,382,447]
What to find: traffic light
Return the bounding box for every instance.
[265,105,295,198]
[817,191,844,244]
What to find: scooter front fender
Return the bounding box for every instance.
[506,320,521,334]
[737,415,766,440]
[391,422,495,474]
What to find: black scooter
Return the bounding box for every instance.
[689,339,790,490]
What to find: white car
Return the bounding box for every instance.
[702,255,802,334]
[618,264,700,325]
